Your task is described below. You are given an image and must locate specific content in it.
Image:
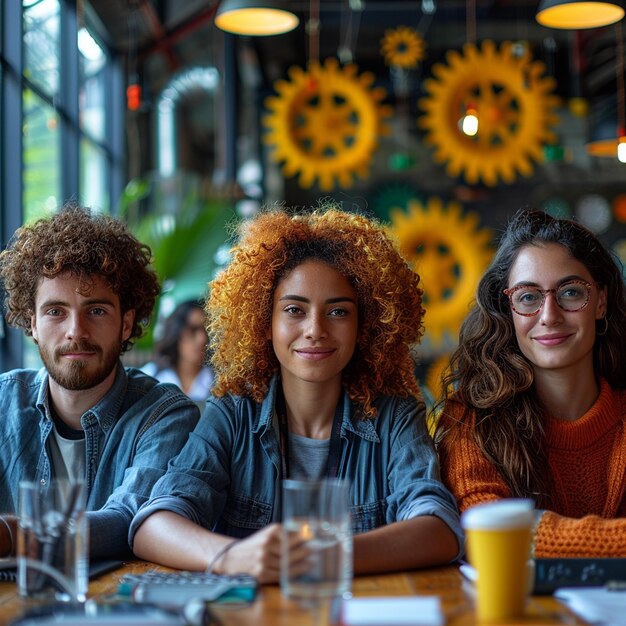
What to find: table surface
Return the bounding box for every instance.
[0,562,586,626]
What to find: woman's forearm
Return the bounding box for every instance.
[353,516,459,574]
[133,510,233,571]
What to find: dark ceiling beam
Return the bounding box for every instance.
[140,4,219,64]
[137,0,180,69]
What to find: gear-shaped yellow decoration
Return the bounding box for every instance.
[425,354,452,404]
[381,26,426,69]
[418,40,559,186]
[423,353,452,434]
[390,197,493,346]
[263,58,392,190]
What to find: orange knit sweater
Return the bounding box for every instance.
[439,380,626,557]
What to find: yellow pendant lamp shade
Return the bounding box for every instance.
[536,0,625,29]
[215,0,299,36]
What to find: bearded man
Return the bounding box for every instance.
[0,204,199,559]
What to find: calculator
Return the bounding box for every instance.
[118,571,258,607]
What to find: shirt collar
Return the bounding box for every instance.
[255,374,380,443]
[35,361,128,430]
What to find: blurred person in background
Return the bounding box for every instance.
[142,300,214,407]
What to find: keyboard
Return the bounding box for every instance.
[533,558,626,595]
[118,570,258,606]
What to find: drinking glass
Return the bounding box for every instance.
[17,480,88,602]
[280,478,352,600]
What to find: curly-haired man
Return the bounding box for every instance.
[0,204,199,560]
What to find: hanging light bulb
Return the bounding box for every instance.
[536,0,625,29]
[460,103,479,136]
[215,0,299,36]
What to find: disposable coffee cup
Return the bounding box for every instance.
[462,499,535,623]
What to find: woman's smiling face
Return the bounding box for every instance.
[506,242,607,378]
[268,260,358,388]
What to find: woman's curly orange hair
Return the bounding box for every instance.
[207,207,424,418]
[0,203,160,352]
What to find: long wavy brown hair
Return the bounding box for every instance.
[0,203,160,352]
[435,208,626,505]
[207,207,424,418]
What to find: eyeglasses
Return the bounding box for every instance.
[184,323,208,337]
[503,279,594,317]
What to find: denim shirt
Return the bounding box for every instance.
[131,376,463,558]
[0,364,199,558]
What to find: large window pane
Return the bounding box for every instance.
[80,138,109,211]
[79,27,106,141]
[23,88,60,223]
[23,0,60,97]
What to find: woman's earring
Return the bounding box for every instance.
[596,314,608,337]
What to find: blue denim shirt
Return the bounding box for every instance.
[0,364,199,558]
[131,376,463,558]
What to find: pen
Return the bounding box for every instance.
[459,562,478,583]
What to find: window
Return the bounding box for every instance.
[78,26,105,141]
[23,0,60,97]
[23,88,61,223]
[80,137,108,210]
[1,0,124,372]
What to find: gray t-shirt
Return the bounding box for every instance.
[287,432,330,479]
[48,427,86,484]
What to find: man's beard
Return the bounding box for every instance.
[38,339,121,391]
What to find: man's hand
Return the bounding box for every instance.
[0,515,17,558]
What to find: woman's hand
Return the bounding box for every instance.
[218,523,310,584]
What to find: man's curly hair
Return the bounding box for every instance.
[0,203,160,352]
[207,207,425,418]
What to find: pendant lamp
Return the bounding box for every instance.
[215,0,299,36]
[536,0,625,29]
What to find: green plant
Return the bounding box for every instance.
[118,173,237,349]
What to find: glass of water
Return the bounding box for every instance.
[280,478,352,600]
[17,480,88,602]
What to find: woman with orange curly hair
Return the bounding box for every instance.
[131,207,462,581]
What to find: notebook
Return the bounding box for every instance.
[0,559,124,583]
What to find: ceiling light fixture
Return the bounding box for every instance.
[215,0,299,36]
[459,0,479,137]
[536,0,625,29]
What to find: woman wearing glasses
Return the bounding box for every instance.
[436,208,626,557]
[142,300,214,406]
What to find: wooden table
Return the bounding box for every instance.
[0,562,586,626]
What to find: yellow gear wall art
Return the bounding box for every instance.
[425,353,452,404]
[381,26,426,69]
[418,40,559,186]
[263,58,392,190]
[390,197,493,347]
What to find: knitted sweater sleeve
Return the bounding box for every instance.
[438,404,512,512]
[535,512,626,557]
[439,403,626,558]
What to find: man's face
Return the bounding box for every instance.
[31,273,134,391]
